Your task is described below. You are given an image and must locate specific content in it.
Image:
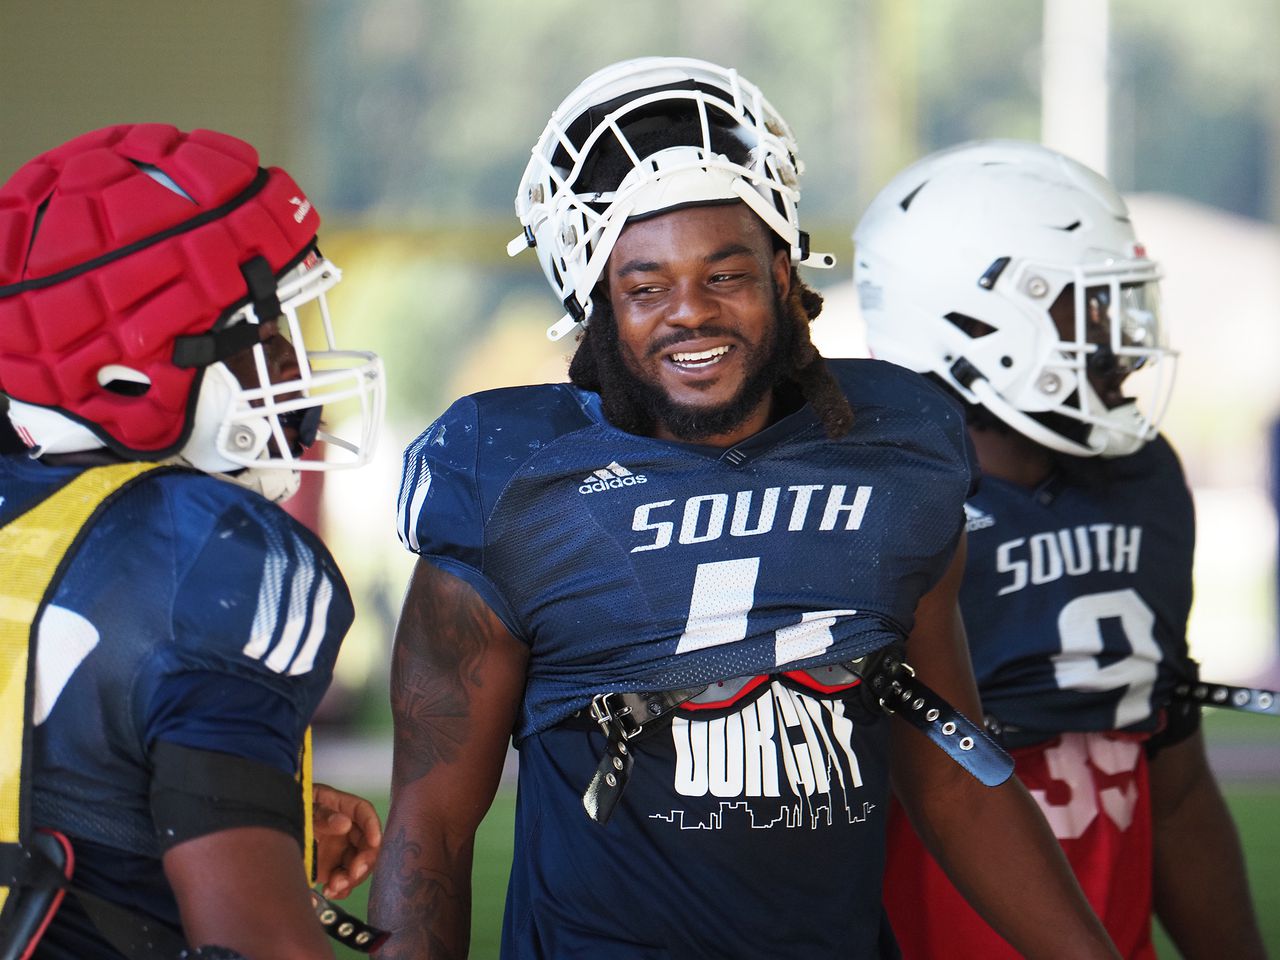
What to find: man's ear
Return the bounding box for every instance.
[771,248,792,301]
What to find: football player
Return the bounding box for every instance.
[856,140,1266,959]
[0,125,386,959]
[370,59,1121,959]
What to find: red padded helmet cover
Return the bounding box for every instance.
[0,124,320,455]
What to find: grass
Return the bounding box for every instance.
[1152,785,1280,956]
[1201,706,1280,744]
[336,763,1279,958]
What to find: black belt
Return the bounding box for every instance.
[311,888,388,953]
[580,645,1013,825]
[860,646,1013,787]
[581,685,706,824]
[1174,680,1279,716]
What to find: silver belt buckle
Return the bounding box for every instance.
[588,693,642,738]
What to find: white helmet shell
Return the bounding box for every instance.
[854,139,1176,458]
[511,56,834,341]
[175,254,385,500]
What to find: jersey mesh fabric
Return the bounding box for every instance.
[398,358,974,958]
[959,435,1195,738]
[400,358,976,741]
[883,436,1192,958]
[507,681,898,959]
[0,454,351,950]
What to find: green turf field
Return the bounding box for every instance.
[336,721,1279,958]
[1152,785,1280,955]
[336,785,1279,959]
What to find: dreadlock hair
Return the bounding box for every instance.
[777,268,853,438]
[565,116,853,439]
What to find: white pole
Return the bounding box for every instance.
[1041,0,1111,175]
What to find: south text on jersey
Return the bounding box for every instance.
[630,484,874,553]
[995,523,1142,596]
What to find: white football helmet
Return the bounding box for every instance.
[854,140,1176,458]
[509,56,835,341]
[175,252,385,501]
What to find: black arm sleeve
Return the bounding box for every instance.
[149,740,304,853]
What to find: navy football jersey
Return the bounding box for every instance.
[959,435,1196,740]
[398,359,975,959]
[0,454,353,958]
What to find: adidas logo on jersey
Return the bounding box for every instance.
[964,502,995,532]
[578,461,648,495]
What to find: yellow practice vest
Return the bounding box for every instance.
[0,462,315,921]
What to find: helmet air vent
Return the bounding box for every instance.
[898,181,927,211]
[133,162,196,203]
[97,364,151,396]
[943,312,997,339]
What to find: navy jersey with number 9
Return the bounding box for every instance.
[960,435,1196,740]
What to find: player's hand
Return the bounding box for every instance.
[312,783,382,899]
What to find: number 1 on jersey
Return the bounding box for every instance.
[675,558,857,667]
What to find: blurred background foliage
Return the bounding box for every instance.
[296,0,1277,222]
[3,3,1279,953]
[1,0,1277,718]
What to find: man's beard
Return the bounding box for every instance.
[591,292,794,442]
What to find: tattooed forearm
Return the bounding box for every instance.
[370,824,471,960]
[390,563,500,784]
[375,561,526,956]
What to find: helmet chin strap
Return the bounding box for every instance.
[948,347,1154,460]
[240,467,303,504]
[198,462,302,504]
[208,407,318,502]
[962,371,1152,463]
[1084,403,1150,459]
[967,377,1101,456]
[967,375,1151,459]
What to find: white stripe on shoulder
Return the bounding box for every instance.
[243,522,289,660]
[403,464,432,552]
[398,425,446,553]
[263,531,318,673]
[288,575,335,676]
